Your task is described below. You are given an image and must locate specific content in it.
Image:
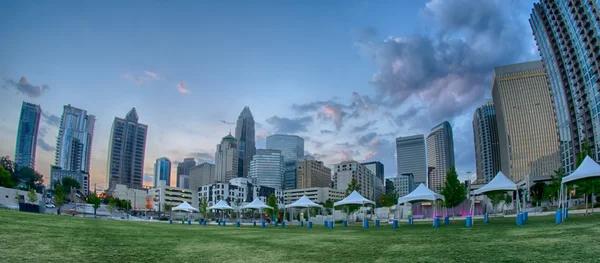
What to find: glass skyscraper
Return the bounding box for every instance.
[154,157,171,187]
[530,0,600,173]
[249,149,284,190]
[14,102,42,169]
[361,161,384,204]
[266,134,304,190]
[235,107,256,178]
[472,100,501,183]
[426,121,455,192]
[396,135,427,187]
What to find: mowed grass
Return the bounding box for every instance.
[1,210,600,263]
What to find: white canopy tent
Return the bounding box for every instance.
[560,156,600,219]
[208,200,234,224]
[241,198,273,223]
[470,171,519,224]
[334,190,376,225]
[398,184,445,204]
[172,201,199,212]
[287,195,323,223]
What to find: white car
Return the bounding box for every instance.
[45,203,56,208]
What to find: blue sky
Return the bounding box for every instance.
[0,0,538,189]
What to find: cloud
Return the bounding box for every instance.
[123,70,160,85]
[143,174,153,183]
[350,120,377,133]
[4,77,50,98]
[320,130,334,135]
[177,81,190,94]
[37,137,55,152]
[266,115,313,134]
[220,120,235,125]
[357,132,377,146]
[144,71,159,79]
[292,94,375,131]
[190,152,214,163]
[364,152,375,159]
[41,112,61,127]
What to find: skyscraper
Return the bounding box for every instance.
[106,108,148,190]
[396,135,427,187]
[266,134,304,190]
[249,149,284,190]
[530,1,600,173]
[333,160,374,200]
[426,121,455,192]
[472,100,501,183]
[297,157,331,189]
[154,157,171,187]
[176,158,196,188]
[14,102,41,169]
[492,61,561,183]
[215,133,239,183]
[361,161,384,204]
[235,106,256,178]
[52,104,95,193]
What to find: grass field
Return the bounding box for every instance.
[1,210,599,263]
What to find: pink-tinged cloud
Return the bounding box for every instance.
[177,81,190,94]
[322,105,336,117]
[144,71,159,79]
[365,152,375,159]
[340,150,352,161]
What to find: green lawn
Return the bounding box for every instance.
[1,210,599,263]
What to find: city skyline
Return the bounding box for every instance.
[0,0,541,190]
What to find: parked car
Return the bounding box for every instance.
[45,203,56,208]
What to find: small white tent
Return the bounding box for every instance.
[172,201,199,212]
[242,198,273,223]
[470,172,519,224]
[208,200,234,224]
[287,195,323,223]
[398,184,444,204]
[560,156,600,219]
[334,190,375,206]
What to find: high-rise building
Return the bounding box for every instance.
[492,61,561,183]
[189,162,215,207]
[106,108,148,190]
[392,173,414,198]
[297,157,331,189]
[153,157,171,187]
[426,121,455,192]
[472,100,501,183]
[333,160,374,200]
[176,158,196,188]
[14,102,41,169]
[530,1,600,173]
[361,161,384,204]
[266,134,304,190]
[396,135,427,187]
[235,106,256,178]
[215,133,239,183]
[249,149,284,190]
[52,104,95,193]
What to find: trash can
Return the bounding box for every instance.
[324,220,328,227]
[236,221,240,227]
[329,221,334,229]
[343,220,348,227]
[253,221,257,227]
[433,217,440,228]
[555,210,562,224]
[466,216,472,227]
[375,220,380,227]
[484,214,488,224]
[308,221,313,229]
[262,221,266,228]
[516,213,523,226]
[392,219,398,229]
[188,219,191,225]
[444,216,450,225]
[169,219,172,224]
[282,221,285,228]
[363,219,369,229]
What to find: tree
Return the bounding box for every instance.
[487,192,504,217]
[27,188,39,204]
[266,193,279,222]
[385,179,395,194]
[380,179,398,207]
[345,178,361,196]
[107,200,117,216]
[530,182,546,207]
[199,197,208,219]
[87,191,102,217]
[0,167,14,188]
[503,194,513,212]
[440,166,467,220]
[52,181,67,215]
[17,167,45,193]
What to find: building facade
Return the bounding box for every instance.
[361,161,384,204]
[266,134,304,190]
[215,133,238,183]
[106,108,148,190]
[14,102,42,169]
[153,157,171,187]
[283,187,345,205]
[530,1,600,173]
[189,162,215,206]
[198,177,283,206]
[235,106,256,178]
[492,61,561,183]
[472,100,501,183]
[396,135,427,187]
[50,166,89,194]
[176,158,196,188]
[53,104,95,193]
[392,173,414,198]
[426,121,455,192]
[333,160,374,200]
[249,149,284,190]
[110,183,150,211]
[297,157,331,189]
[152,180,193,211]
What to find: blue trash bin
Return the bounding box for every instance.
[433,217,440,228]
[169,219,173,224]
[188,219,191,225]
[203,220,207,226]
[300,221,304,227]
[223,221,227,227]
[408,218,414,226]
[363,219,369,229]
[343,220,348,227]
[484,214,489,224]
[282,221,285,228]
[444,216,450,225]
[466,216,472,227]
[308,221,313,229]
[329,221,334,229]
[236,221,240,227]
[262,221,266,228]
[375,220,380,227]
[253,221,257,227]
[555,210,562,224]
[324,220,328,227]
[274,221,278,227]
[392,220,398,229]
[516,213,523,226]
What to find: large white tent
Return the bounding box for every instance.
[172,201,199,212]
[242,198,273,223]
[287,195,323,223]
[470,171,520,225]
[398,184,444,204]
[208,200,234,224]
[560,156,600,220]
[334,190,375,206]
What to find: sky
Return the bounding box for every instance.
[0,0,540,190]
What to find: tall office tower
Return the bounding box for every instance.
[235,106,256,178]
[492,61,561,183]
[106,108,148,190]
[297,157,332,188]
[426,121,455,192]
[361,161,384,204]
[215,133,239,183]
[176,158,196,188]
[14,102,41,169]
[249,149,284,190]
[472,100,501,183]
[392,173,414,198]
[266,134,304,190]
[530,1,600,173]
[396,135,427,187]
[333,160,374,200]
[52,104,95,193]
[189,162,215,207]
[153,157,171,187]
